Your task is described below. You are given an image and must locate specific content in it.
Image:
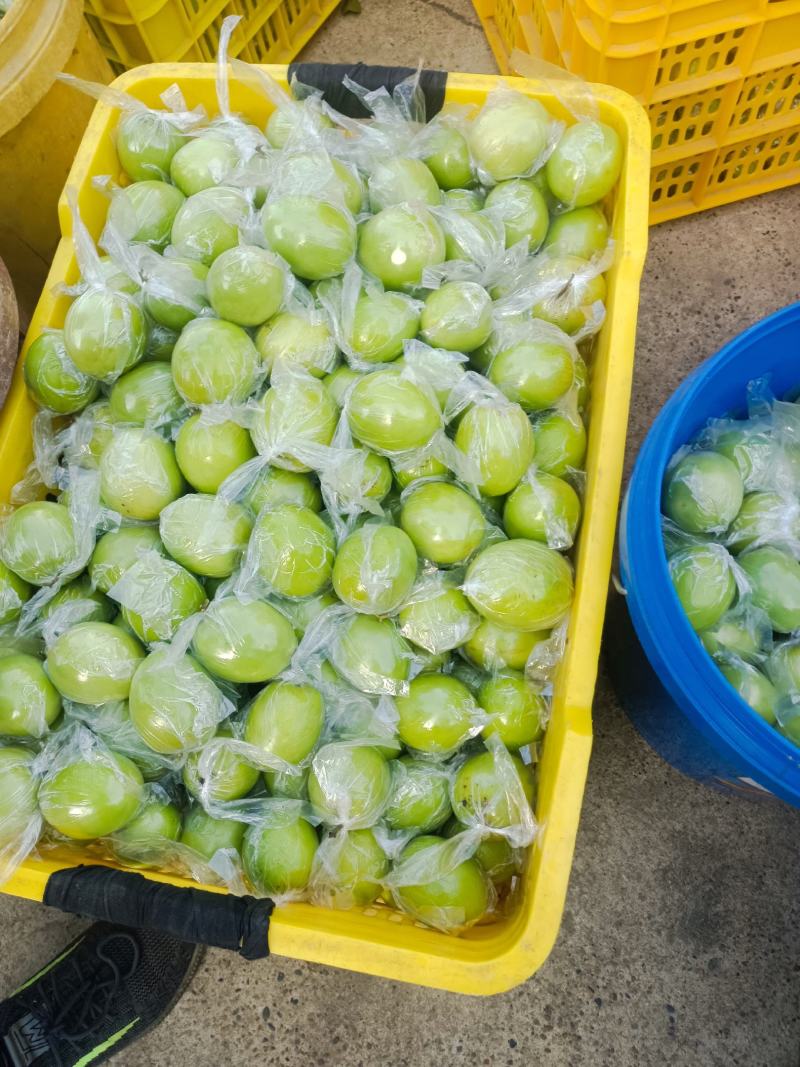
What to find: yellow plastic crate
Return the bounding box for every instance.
[84,0,341,73]
[473,0,800,221]
[0,65,649,994]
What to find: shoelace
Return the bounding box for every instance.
[32,934,140,1067]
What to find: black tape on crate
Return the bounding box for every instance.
[288,62,447,118]
[43,866,274,960]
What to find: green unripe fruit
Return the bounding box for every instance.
[193,598,297,684]
[40,749,143,840]
[106,180,185,249]
[739,546,800,633]
[255,312,337,378]
[400,481,485,565]
[180,805,246,860]
[0,653,61,738]
[395,673,480,755]
[45,622,144,704]
[357,205,445,290]
[469,94,550,182]
[172,318,261,405]
[463,619,546,672]
[175,415,256,495]
[465,539,573,630]
[243,816,318,895]
[531,410,587,477]
[2,502,76,585]
[668,544,737,632]
[479,670,545,749]
[24,331,99,414]
[663,451,744,535]
[245,681,324,765]
[109,362,184,427]
[488,338,574,413]
[100,427,185,521]
[169,133,239,196]
[117,111,187,182]
[545,120,622,207]
[64,288,146,382]
[420,281,492,352]
[544,205,609,259]
[348,368,440,454]
[455,401,534,496]
[159,494,252,578]
[332,524,418,615]
[170,186,249,265]
[308,743,391,827]
[384,756,452,832]
[263,195,355,281]
[206,245,285,327]
[128,650,225,754]
[484,178,548,250]
[250,505,335,598]
[330,615,411,695]
[391,834,489,931]
[90,527,165,594]
[503,473,581,547]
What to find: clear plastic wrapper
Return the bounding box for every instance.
[23,329,100,415]
[503,465,582,549]
[128,648,233,756]
[248,362,338,472]
[191,595,297,684]
[236,502,335,601]
[395,670,487,757]
[663,448,745,536]
[467,86,563,187]
[383,755,453,833]
[0,744,43,885]
[309,827,390,909]
[255,289,339,378]
[699,601,772,664]
[99,425,185,521]
[715,653,778,724]
[398,477,488,566]
[331,520,418,616]
[44,620,145,705]
[241,801,320,900]
[61,190,147,383]
[108,361,187,430]
[384,829,493,933]
[64,699,178,781]
[107,550,206,643]
[398,569,480,654]
[450,735,537,848]
[463,535,573,632]
[447,371,534,497]
[316,263,421,371]
[666,537,740,633]
[0,650,61,740]
[479,669,547,749]
[159,493,252,578]
[36,723,145,841]
[481,317,578,415]
[292,603,414,697]
[307,740,393,829]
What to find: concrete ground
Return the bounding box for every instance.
[1,2,800,1064]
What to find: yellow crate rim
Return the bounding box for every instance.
[0,66,650,994]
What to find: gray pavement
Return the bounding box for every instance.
[0,2,798,1064]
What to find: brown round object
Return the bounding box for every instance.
[0,254,19,411]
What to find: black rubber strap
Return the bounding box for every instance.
[287,62,447,118]
[43,866,273,960]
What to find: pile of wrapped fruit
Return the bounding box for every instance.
[663,383,800,748]
[0,60,621,933]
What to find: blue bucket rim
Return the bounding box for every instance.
[622,301,800,797]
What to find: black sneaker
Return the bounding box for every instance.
[0,922,203,1067]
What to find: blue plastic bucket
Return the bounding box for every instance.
[611,302,800,806]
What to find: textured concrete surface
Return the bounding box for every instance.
[1,2,800,1065]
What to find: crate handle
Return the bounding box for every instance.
[287,61,447,118]
[43,865,274,960]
